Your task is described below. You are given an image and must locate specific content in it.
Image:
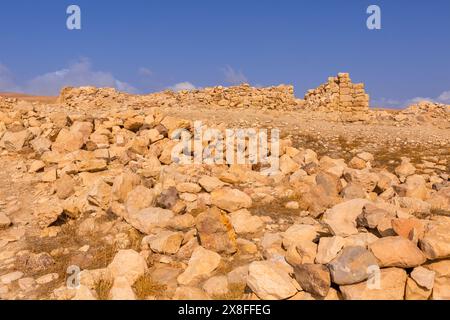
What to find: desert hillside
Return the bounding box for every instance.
[0,73,449,300]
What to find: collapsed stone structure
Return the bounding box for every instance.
[153,84,299,110]
[302,73,370,121]
[57,73,374,121]
[58,84,299,111]
[0,91,449,300]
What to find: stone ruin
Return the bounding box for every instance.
[48,73,373,121]
[57,84,299,111]
[301,73,370,121]
[149,83,299,110]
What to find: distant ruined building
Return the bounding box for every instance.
[56,73,372,121]
[301,73,370,121]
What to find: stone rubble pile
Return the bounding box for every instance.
[0,88,449,301]
[302,73,370,122]
[58,84,300,112]
[395,101,450,124]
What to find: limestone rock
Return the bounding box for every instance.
[127,207,174,234]
[110,277,136,300]
[229,209,264,234]
[328,246,378,285]
[112,172,141,203]
[247,261,299,300]
[202,276,229,296]
[405,277,432,300]
[148,231,184,255]
[323,199,370,237]
[125,185,156,215]
[107,249,148,284]
[87,179,112,210]
[0,213,11,230]
[426,260,450,300]
[282,224,319,249]
[177,247,221,285]
[340,268,407,300]
[195,207,237,254]
[294,264,331,297]
[210,188,252,212]
[369,236,426,268]
[410,266,435,290]
[419,220,450,260]
[315,236,345,264]
[55,174,76,200]
[198,176,225,192]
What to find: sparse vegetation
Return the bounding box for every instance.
[132,272,167,300]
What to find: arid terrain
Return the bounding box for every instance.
[0,73,449,300]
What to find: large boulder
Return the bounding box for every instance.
[229,209,264,234]
[315,236,345,264]
[210,188,252,212]
[426,260,450,300]
[195,207,237,254]
[340,268,407,300]
[369,236,426,268]
[323,199,370,237]
[107,250,147,284]
[177,247,221,285]
[294,264,331,297]
[247,261,299,300]
[126,207,174,235]
[328,246,378,285]
[147,231,184,255]
[420,220,450,260]
[125,186,156,216]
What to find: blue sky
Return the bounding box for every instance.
[0,0,449,108]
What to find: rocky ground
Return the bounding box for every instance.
[0,87,449,300]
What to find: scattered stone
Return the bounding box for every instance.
[247,261,299,300]
[419,220,450,260]
[340,268,407,300]
[294,264,331,297]
[148,231,184,255]
[0,213,11,229]
[328,246,378,285]
[107,249,148,284]
[177,247,221,285]
[0,271,24,285]
[229,209,264,234]
[323,199,370,237]
[210,188,252,212]
[369,236,426,268]
[195,207,237,254]
[410,266,435,290]
[315,236,345,264]
[202,276,229,296]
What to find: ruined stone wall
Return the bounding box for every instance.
[153,84,298,110]
[302,73,370,119]
[0,97,18,111]
[57,84,300,111]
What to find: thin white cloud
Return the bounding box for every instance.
[0,58,138,95]
[169,82,196,92]
[222,65,248,85]
[138,67,153,77]
[24,58,138,95]
[437,91,450,104]
[0,63,21,92]
[373,90,450,109]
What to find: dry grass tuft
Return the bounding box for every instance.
[95,278,113,300]
[213,283,247,300]
[132,272,167,300]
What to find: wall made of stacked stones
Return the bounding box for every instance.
[145,84,299,111]
[303,73,370,114]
